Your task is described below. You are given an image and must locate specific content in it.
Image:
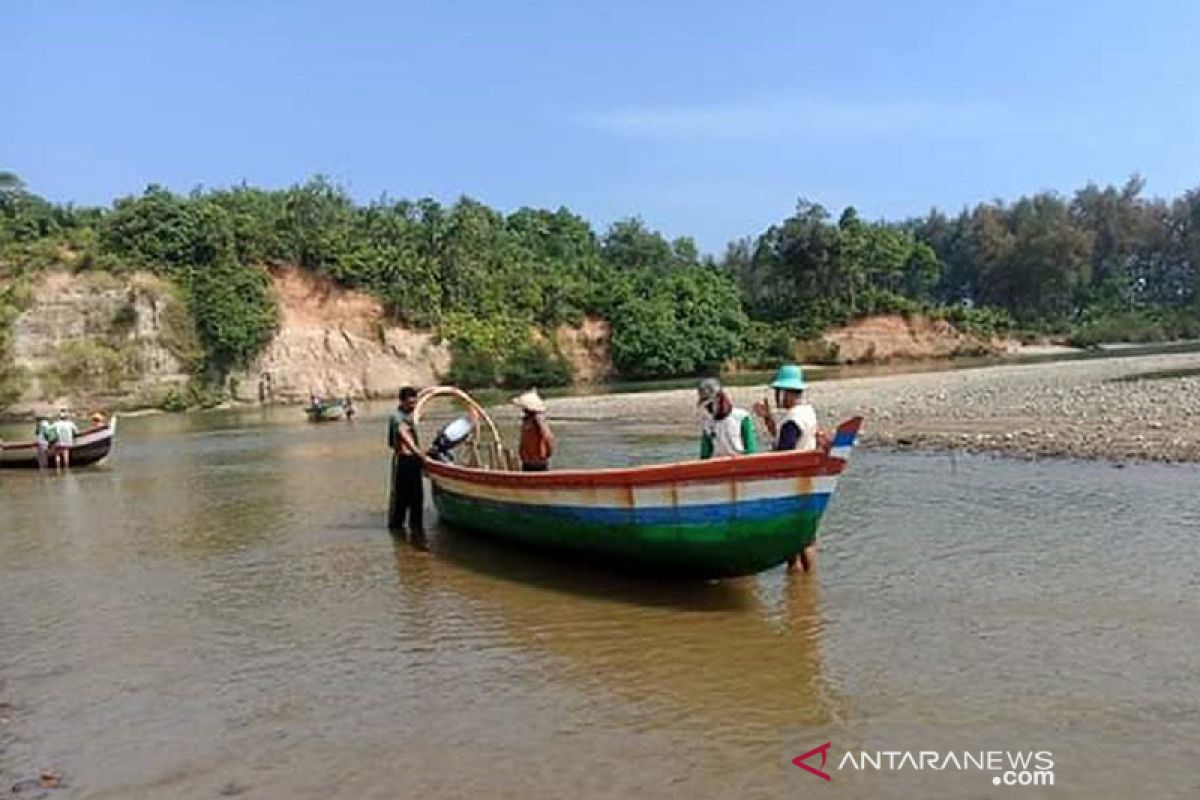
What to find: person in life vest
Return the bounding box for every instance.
[512,389,554,471]
[753,364,820,572]
[697,379,758,459]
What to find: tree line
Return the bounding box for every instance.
[2,171,1199,404]
[731,176,1200,342]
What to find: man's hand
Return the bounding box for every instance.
[397,427,420,456]
[753,399,777,437]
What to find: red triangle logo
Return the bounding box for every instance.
[792,741,832,781]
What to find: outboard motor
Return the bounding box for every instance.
[426,416,475,463]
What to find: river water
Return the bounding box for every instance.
[2,407,1198,798]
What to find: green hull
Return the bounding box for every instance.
[432,487,823,578]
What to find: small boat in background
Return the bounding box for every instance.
[0,417,118,470]
[413,387,863,579]
[305,400,347,422]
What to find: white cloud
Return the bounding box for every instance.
[580,97,1004,140]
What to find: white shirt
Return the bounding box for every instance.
[53,419,78,447]
[780,403,819,451]
[703,408,753,456]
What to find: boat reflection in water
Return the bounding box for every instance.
[390,523,846,781]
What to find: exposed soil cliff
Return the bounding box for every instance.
[554,316,613,384]
[231,268,450,404]
[820,314,1010,363]
[9,271,193,415]
[4,268,453,415]
[4,270,1025,418]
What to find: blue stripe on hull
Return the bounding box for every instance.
[436,489,831,526]
[832,428,858,448]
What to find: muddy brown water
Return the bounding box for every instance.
[2,407,1199,798]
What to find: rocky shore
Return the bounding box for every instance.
[546,351,1200,463]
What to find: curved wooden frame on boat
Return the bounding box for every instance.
[0,417,118,470]
[412,386,864,578]
[414,385,511,469]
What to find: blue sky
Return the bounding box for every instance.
[6,0,1200,252]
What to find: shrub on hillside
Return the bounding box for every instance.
[500,341,572,389]
[935,304,1016,338]
[1,281,32,411]
[441,313,574,389]
[1067,309,1200,348]
[41,340,132,398]
[446,345,500,388]
[739,321,794,368]
[609,268,746,379]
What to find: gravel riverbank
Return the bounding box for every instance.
[545,351,1200,463]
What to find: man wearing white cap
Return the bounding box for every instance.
[511,389,554,471]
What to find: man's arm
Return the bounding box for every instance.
[753,401,777,440]
[537,417,554,457]
[396,425,420,456]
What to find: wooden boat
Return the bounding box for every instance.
[413,387,863,578]
[0,417,118,469]
[304,401,346,422]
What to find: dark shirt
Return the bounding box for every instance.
[775,420,801,451]
[387,408,419,455]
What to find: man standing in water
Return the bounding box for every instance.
[387,386,424,537]
[52,409,79,470]
[34,416,52,470]
[754,365,820,572]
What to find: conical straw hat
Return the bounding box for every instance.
[510,389,546,413]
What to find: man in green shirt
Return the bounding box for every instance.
[387,386,423,536]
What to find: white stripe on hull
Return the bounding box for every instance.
[430,473,839,510]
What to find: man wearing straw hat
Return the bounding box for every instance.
[511,389,554,471]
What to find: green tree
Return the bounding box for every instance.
[601,217,675,272]
[980,194,1092,318]
[610,268,746,378]
[747,200,848,332]
[100,187,277,372]
[278,176,355,271]
[903,241,941,301]
[1070,176,1150,299]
